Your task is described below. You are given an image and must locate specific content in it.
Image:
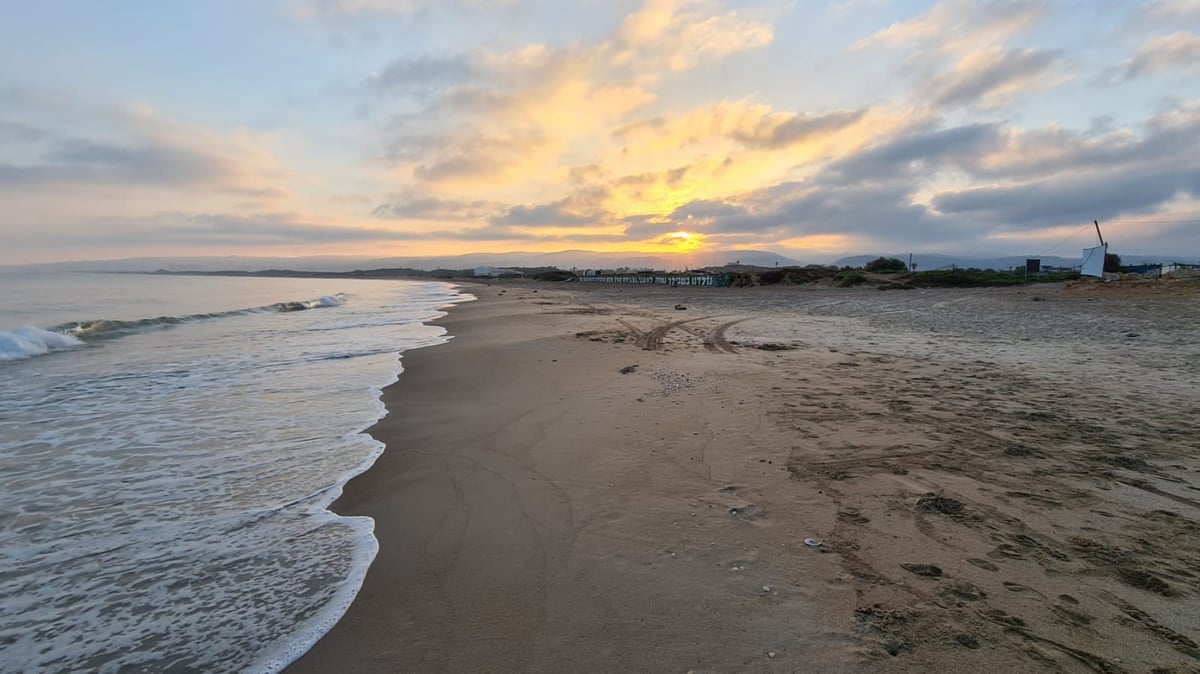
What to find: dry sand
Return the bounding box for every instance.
[289,280,1200,673]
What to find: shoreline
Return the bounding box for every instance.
[286,286,495,671]
[289,281,1200,673]
[288,285,857,672]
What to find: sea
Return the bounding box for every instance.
[0,272,473,673]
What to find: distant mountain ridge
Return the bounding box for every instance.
[3,250,805,273]
[5,249,1193,274]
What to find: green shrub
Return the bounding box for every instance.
[834,270,867,287]
[760,270,786,284]
[864,257,907,273]
[533,270,577,282]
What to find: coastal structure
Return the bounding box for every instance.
[1081,220,1109,278]
[576,272,732,287]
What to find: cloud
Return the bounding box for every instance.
[710,106,868,150]
[0,102,288,200]
[932,166,1200,227]
[0,134,247,190]
[853,0,1057,110]
[366,55,476,94]
[821,122,1002,183]
[616,177,954,252]
[826,0,891,18]
[413,152,503,183]
[926,47,1062,108]
[614,103,867,150]
[738,109,868,148]
[568,164,606,184]
[953,104,1200,230]
[1122,32,1200,79]
[289,0,445,21]
[617,0,773,70]
[0,91,320,263]
[491,199,596,227]
[291,0,521,21]
[598,102,905,217]
[293,0,421,20]
[629,100,1200,251]
[328,192,373,204]
[394,99,1200,250]
[371,196,499,220]
[56,211,616,249]
[0,120,48,144]
[44,138,227,184]
[408,131,553,186]
[169,214,601,246]
[170,212,424,243]
[854,0,1047,55]
[1134,0,1200,25]
[10,0,1200,263]
[368,0,775,199]
[3,212,431,248]
[976,101,1200,179]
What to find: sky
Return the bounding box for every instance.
[2,0,1199,265]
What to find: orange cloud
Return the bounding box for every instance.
[375,0,776,210]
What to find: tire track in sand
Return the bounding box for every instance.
[704,318,751,353]
[642,316,714,351]
[616,318,649,344]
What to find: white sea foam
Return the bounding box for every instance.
[0,278,474,673]
[0,326,82,361]
[4,292,353,361]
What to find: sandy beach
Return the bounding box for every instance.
[289,280,1200,673]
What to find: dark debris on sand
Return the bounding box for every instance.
[917,494,965,517]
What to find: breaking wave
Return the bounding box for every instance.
[0,326,85,361]
[1,293,348,362]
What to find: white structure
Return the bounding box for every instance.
[1080,244,1107,278]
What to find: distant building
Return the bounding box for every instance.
[1162,262,1200,277]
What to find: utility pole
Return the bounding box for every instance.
[1094,220,1106,247]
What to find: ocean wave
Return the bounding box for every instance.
[273,294,346,313]
[2,293,349,362]
[0,326,85,361]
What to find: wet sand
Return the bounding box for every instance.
[290,280,1200,673]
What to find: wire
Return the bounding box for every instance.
[1104,219,1200,225]
[1029,217,1199,261]
[1036,222,1095,257]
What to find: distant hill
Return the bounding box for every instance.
[8,249,1192,275]
[834,253,1195,271]
[356,249,804,271]
[4,249,805,274]
[835,254,1082,271]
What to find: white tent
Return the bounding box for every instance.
[1081,244,1107,277]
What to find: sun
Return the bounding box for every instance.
[662,230,704,251]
